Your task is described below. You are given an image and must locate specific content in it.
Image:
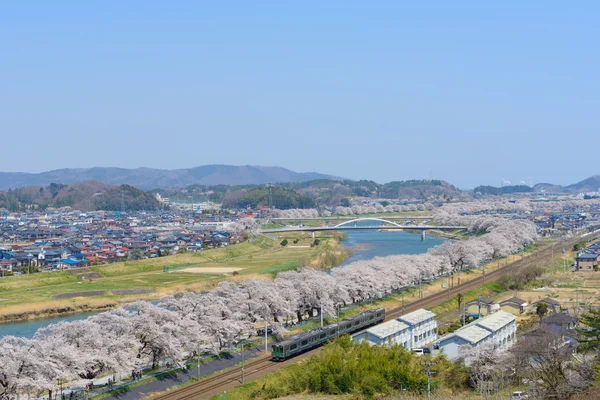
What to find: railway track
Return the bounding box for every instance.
[152,236,591,400]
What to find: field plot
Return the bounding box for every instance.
[0,233,338,321]
[176,267,243,274]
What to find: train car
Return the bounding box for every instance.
[272,308,385,361]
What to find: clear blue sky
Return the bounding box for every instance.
[1,1,598,188]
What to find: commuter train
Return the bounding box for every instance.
[271,308,385,361]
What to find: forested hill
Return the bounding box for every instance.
[283,179,463,205]
[221,187,315,209]
[160,179,463,208]
[473,185,533,195]
[0,181,162,212]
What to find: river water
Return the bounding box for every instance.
[0,228,444,338]
[341,229,445,265]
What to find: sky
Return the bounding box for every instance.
[1,1,598,188]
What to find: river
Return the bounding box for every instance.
[0,228,444,338]
[341,228,445,265]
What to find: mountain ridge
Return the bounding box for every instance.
[0,165,343,191]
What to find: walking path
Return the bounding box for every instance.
[103,344,271,400]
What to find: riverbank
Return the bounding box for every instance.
[0,233,345,324]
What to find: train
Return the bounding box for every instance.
[271,308,385,361]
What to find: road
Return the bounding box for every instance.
[149,235,592,400]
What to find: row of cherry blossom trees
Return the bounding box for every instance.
[0,210,539,398]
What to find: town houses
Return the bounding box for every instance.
[0,209,244,275]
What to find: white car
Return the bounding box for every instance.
[511,391,528,400]
[412,349,424,356]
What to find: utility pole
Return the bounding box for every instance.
[401,291,405,315]
[268,186,273,209]
[241,340,245,384]
[265,315,269,353]
[320,301,323,328]
[423,361,434,400]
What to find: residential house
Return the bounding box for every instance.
[532,298,562,314]
[576,252,599,271]
[541,313,577,335]
[500,297,528,314]
[466,296,499,317]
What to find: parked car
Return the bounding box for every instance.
[511,391,529,400]
[422,347,431,354]
[412,349,424,356]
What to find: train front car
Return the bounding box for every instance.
[271,308,386,361]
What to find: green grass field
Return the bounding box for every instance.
[0,233,338,319]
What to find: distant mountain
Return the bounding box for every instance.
[566,175,600,193]
[0,165,343,191]
[473,175,600,195]
[0,181,161,212]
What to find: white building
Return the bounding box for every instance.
[435,310,517,359]
[352,309,438,350]
[399,309,438,349]
[352,319,411,348]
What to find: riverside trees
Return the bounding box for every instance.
[0,208,540,398]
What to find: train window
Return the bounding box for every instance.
[377,312,382,317]
[301,340,308,346]
[330,330,336,335]
[320,333,326,339]
[354,321,360,326]
[290,344,297,350]
[369,316,374,320]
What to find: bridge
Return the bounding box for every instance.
[259,217,467,239]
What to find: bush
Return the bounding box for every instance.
[280,239,288,247]
[232,336,470,399]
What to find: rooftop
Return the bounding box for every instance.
[500,297,528,306]
[365,319,410,339]
[542,313,577,325]
[453,324,492,344]
[398,308,436,325]
[474,310,516,332]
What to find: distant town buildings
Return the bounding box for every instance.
[0,209,243,275]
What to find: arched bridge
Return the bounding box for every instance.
[259,218,467,239]
[332,217,406,228]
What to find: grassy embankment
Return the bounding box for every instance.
[0,232,348,323]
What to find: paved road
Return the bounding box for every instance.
[105,344,271,400]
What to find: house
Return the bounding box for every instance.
[541,313,577,334]
[576,252,599,271]
[466,296,499,317]
[0,261,13,273]
[500,297,528,314]
[532,298,561,314]
[352,319,412,348]
[398,309,438,349]
[434,310,517,359]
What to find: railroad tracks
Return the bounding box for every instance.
[152,236,591,400]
